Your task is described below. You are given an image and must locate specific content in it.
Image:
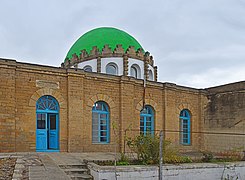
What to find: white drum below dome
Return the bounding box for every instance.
[128,58,144,80]
[78,59,97,72]
[75,57,154,81]
[101,57,124,76]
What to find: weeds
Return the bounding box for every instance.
[201,151,214,162]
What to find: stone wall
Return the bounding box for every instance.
[204,81,245,152]
[0,58,208,152]
[0,59,16,152]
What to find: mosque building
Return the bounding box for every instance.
[0,27,244,153]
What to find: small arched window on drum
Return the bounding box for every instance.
[130,64,141,79]
[83,65,92,72]
[106,63,118,75]
[148,70,153,81]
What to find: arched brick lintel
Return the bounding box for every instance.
[135,99,158,112]
[29,88,65,109]
[87,93,116,109]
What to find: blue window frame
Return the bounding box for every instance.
[140,105,154,135]
[92,101,110,143]
[180,109,191,145]
[36,96,59,113]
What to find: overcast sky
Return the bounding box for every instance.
[0,0,245,88]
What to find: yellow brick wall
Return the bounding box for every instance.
[0,61,16,152]
[0,59,207,153]
[14,65,68,152]
[163,85,205,152]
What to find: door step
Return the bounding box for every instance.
[70,174,93,180]
[64,168,89,175]
[59,164,87,169]
[59,164,93,180]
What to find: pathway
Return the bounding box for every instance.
[0,152,116,180]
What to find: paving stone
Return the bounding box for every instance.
[13,169,23,174]
[30,166,45,170]
[12,173,22,178]
[30,177,48,179]
[16,159,24,163]
[15,164,25,169]
[0,156,10,158]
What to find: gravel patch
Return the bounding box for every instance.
[0,158,16,180]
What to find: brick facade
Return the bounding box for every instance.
[0,58,244,153]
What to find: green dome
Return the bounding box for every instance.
[65,27,144,60]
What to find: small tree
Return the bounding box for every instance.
[127,134,160,164]
[127,134,192,164]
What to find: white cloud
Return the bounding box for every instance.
[175,66,245,88]
[0,0,244,88]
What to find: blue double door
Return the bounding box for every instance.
[36,113,59,151]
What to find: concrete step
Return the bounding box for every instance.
[70,174,93,180]
[64,168,89,175]
[59,163,93,180]
[59,164,87,169]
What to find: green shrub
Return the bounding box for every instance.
[164,154,192,164]
[116,161,129,166]
[127,134,192,164]
[127,134,160,164]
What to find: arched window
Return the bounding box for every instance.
[83,65,92,72]
[92,101,110,143]
[106,63,118,75]
[36,95,59,112]
[140,105,154,135]
[131,66,137,78]
[130,64,141,79]
[148,70,153,81]
[36,95,59,151]
[180,109,191,145]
